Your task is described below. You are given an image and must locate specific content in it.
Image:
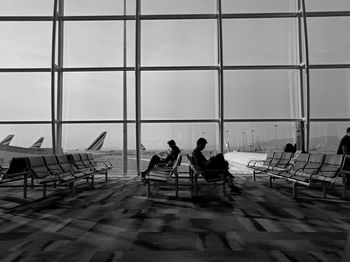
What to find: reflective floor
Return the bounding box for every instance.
[0,156,349,262]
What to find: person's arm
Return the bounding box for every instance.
[193,151,208,170]
[342,145,350,155]
[163,150,173,163]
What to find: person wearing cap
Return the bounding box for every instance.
[192,137,242,194]
[141,139,181,179]
[337,127,350,155]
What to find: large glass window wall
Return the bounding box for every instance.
[1,0,350,174]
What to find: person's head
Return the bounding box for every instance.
[167,139,176,149]
[346,127,350,136]
[284,143,294,153]
[196,137,207,151]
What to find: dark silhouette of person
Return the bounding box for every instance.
[337,127,350,155]
[284,143,295,153]
[141,139,181,179]
[191,137,241,194]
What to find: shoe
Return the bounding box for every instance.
[230,185,242,194]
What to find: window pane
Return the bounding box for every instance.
[141,71,218,120]
[0,124,52,161]
[224,122,297,153]
[141,20,217,66]
[310,69,350,118]
[0,0,54,16]
[222,0,297,13]
[0,22,51,68]
[0,73,51,121]
[63,72,125,120]
[64,0,135,16]
[141,0,216,14]
[224,70,300,119]
[308,17,350,64]
[64,21,134,67]
[223,18,298,65]
[62,124,136,173]
[309,122,349,153]
[306,0,350,11]
[141,122,219,169]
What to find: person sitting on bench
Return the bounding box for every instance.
[192,137,242,194]
[141,139,181,180]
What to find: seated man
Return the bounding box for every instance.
[337,127,350,155]
[141,139,181,179]
[192,137,242,194]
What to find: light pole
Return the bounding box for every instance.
[251,129,254,152]
[242,131,246,151]
[274,124,278,149]
[225,130,231,152]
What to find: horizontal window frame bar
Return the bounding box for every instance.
[1,11,350,22]
[310,118,350,122]
[140,119,219,124]
[62,15,135,21]
[224,65,302,70]
[222,12,299,19]
[2,119,350,125]
[3,64,350,73]
[307,11,350,17]
[141,66,218,71]
[309,64,350,69]
[0,68,51,73]
[60,120,135,124]
[60,120,219,124]
[62,67,135,72]
[0,121,52,124]
[224,119,302,122]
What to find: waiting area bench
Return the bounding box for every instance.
[248,151,350,199]
[0,153,113,199]
[187,154,228,197]
[144,154,182,198]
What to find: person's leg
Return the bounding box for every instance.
[225,171,242,194]
[141,155,162,179]
[147,155,162,171]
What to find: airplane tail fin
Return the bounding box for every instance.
[86,132,107,151]
[30,137,44,148]
[0,134,15,146]
[140,143,146,150]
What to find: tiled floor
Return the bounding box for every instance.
[0,164,349,262]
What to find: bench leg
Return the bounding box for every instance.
[195,175,198,197]
[105,171,108,181]
[70,182,75,197]
[269,176,273,188]
[343,174,348,199]
[253,170,256,182]
[23,174,28,199]
[31,177,34,189]
[223,180,227,196]
[189,167,193,184]
[43,184,46,199]
[292,182,297,199]
[146,182,151,197]
[322,183,327,198]
[91,175,94,189]
[175,173,179,199]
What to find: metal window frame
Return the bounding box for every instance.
[1,1,350,168]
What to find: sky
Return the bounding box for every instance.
[0,0,350,151]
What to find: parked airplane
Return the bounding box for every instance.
[86,132,107,151]
[0,135,51,160]
[0,132,109,162]
[30,137,44,149]
[0,134,15,146]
